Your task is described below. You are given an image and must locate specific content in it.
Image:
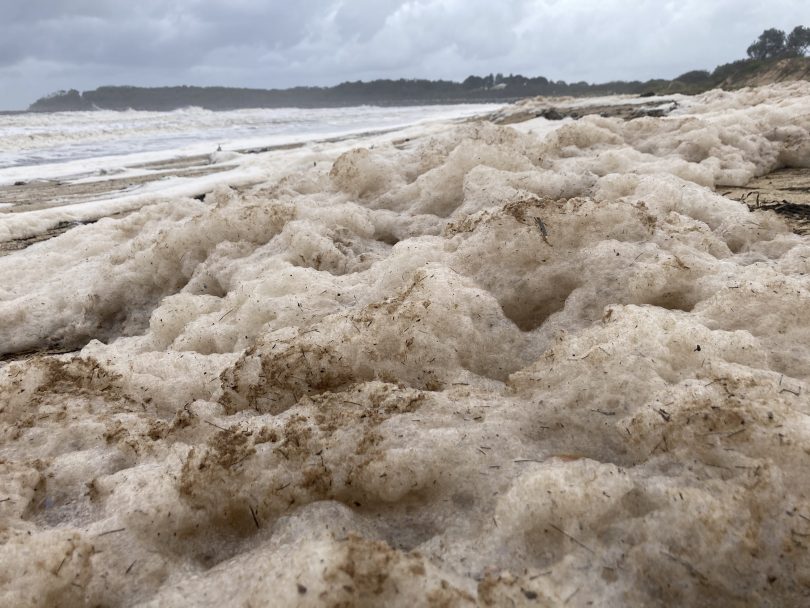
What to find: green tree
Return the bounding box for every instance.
[786,25,810,56]
[746,28,787,60]
[675,70,711,84]
[462,75,485,89]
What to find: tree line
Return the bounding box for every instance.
[747,26,810,60]
[28,25,810,112]
[28,78,672,112]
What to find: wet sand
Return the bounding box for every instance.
[0,160,231,256]
[490,99,680,124]
[0,126,419,257]
[720,167,810,234]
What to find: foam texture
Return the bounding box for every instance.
[2,83,810,606]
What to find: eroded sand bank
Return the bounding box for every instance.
[2,84,810,606]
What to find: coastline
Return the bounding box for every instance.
[4,93,808,254]
[0,109,497,248]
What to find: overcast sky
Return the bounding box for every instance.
[0,0,805,109]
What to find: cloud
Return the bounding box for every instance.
[0,0,806,109]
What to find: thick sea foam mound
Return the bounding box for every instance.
[2,83,810,607]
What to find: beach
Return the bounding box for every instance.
[2,85,810,606]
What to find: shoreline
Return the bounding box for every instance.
[3,95,809,255]
[0,115,485,251]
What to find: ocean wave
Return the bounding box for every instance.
[0,104,499,169]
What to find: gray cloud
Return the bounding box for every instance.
[0,0,805,109]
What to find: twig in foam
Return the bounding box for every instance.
[662,551,709,584]
[548,524,595,555]
[778,374,802,396]
[204,419,228,432]
[534,217,552,246]
[219,309,234,321]
[564,587,580,604]
[249,504,261,529]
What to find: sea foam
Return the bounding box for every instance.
[1,83,810,606]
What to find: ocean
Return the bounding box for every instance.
[0,103,499,179]
[0,102,501,240]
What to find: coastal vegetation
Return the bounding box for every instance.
[28,27,810,112]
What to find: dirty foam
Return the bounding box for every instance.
[2,83,810,607]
